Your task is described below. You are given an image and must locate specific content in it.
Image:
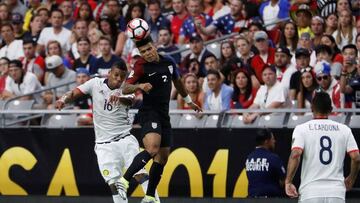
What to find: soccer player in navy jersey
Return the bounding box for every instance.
[110,36,201,203]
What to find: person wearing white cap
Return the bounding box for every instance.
[314,60,343,109]
[45,55,76,98]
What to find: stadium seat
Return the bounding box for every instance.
[44,114,78,128]
[0,100,5,109]
[177,114,207,128]
[177,44,191,59]
[258,114,286,128]
[204,115,219,128]
[206,43,221,59]
[170,114,182,128]
[348,115,360,128]
[287,114,312,128]
[230,115,259,128]
[221,114,233,128]
[4,100,35,119]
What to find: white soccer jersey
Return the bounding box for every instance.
[292,119,359,201]
[77,77,134,143]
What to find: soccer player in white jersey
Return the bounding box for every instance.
[285,91,360,203]
[55,61,159,203]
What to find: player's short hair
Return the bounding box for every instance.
[111,61,127,72]
[135,36,153,48]
[255,129,273,146]
[311,90,332,115]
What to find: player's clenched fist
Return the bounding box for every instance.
[139,83,152,93]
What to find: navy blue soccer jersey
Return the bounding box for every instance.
[245,147,286,197]
[126,55,179,110]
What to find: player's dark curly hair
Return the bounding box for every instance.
[311,90,333,115]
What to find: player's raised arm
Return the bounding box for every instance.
[122,59,152,95]
[55,88,85,110]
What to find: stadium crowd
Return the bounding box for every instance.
[0,0,359,124]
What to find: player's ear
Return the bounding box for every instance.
[108,69,112,75]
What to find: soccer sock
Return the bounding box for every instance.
[112,195,127,203]
[146,162,164,197]
[123,150,152,181]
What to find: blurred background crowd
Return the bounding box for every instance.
[0,0,359,125]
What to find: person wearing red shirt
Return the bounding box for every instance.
[169,0,188,44]
[250,31,275,84]
[21,39,46,84]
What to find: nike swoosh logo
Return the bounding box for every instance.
[141,159,147,164]
[148,72,156,76]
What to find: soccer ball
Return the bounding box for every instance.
[126,18,150,41]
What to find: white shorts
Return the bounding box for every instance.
[299,197,345,203]
[94,134,147,184]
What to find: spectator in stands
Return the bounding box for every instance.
[1,59,42,103]
[88,28,103,58]
[247,22,264,52]
[0,3,11,25]
[187,58,203,79]
[23,14,44,43]
[178,0,213,44]
[231,69,257,109]
[337,0,351,14]
[202,54,221,92]
[44,0,58,12]
[243,65,287,124]
[37,9,72,56]
[161,0,174,17]
[73,67,93,126]
[47,40,73,69]
[320,34,344,65]
[324,13,338,35]
[22,39,46,84]
[332,9,357,49]
[123,2,146,63]
[251,31,276,84]
[93,36,122,77]
[147,0,170,43]
[274,47,295,93]
[340,44,359,108]
[195,0,246,36]
[356,20,360,34]
[71,20,89,60]
[204,69,233,111]
[98,16,126,57]
[245,129,285,198]
[315,45,342,80]
[36,7,51,26]
[294,32,316,67]
[314,60,342,109]
[260,0,290,28]
[0,23,24,60]
[169,0,188,44]
[45,55,76,98]
[278,21,298,55]
[59,0,75,30]
[203,0,222,17]
[105,0,126,33]
[73,37,97,74]
[289,48,311,101]
[157,27,181,65]
[181,35,214,77]
[177,73,204,109]
[235,36,255,67]
[76,2,97,29]
[297,66,318,111]
[0,57,10,96]
[220,40,237,66]
[293,4,313,38]
[11,12,25,40]
[311,16,325,47]
[5,0,27,16]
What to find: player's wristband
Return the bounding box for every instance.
[59,94,68,103]
[183,95,192,104]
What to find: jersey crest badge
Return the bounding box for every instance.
[168,65,173,74]
[151,122,158,129]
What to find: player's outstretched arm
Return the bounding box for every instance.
[55,89,85,110]
[285,149,302,198]
[345,150,360,191]
[122,83,152,95]
[173,78,202,112]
